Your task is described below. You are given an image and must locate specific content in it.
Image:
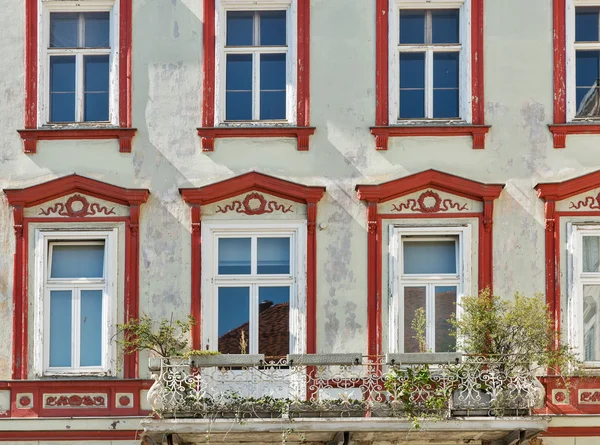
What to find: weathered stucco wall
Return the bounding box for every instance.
[0,0,598,386]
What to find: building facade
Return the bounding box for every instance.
[0,0,599,444]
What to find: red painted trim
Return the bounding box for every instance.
[544,427,600,437]
[374,1,486,146]
[5,175,149,380]
[17,128,137,154]
[23,1,134,152]
[180,171,325,206]
[297,0,310,128]
[536,169,600,201]
[197,127,316,152]
[357,170,503,355]
[25,0,37,129]
[367,202,379,357]
[202,0,216,130]
[471,0,484,125]
[371,125,490,150]
[307,202,317,354]
[375,0,388,127]
[356,169,504,203]
[190,204,202,350]
[0,431,141,440]
[181,172,325,354]
[119,0,132,128]
[549,124,600,149]
[200,1,312,150]
[553,0,567,126]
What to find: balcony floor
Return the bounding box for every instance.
[141,416,548,445]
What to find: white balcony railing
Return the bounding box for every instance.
[147,354,544,419]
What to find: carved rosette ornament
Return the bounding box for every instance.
[216,192,293,215]
[569,193,600,210]
[391,190,468,213]
[39,194,116,217]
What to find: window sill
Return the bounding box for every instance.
[548,123,600,148]
[17,128,137,154]
[370,125,491,150]
[197,126,316,152]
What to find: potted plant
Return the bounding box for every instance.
[449,289,580,416]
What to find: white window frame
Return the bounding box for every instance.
[34,229,118,376]
[567,223,600,366]
[201,221,306,355]
[566,0,600,121]
[388,225,471,353]
[389,0,472,123]
[38,0,120,127]
[215,0,297,126]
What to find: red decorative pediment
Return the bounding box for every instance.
[536,170,600,202]
[179,171,325,205]
[4,174,149,208]
[355,169,504,204]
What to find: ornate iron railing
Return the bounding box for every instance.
[147,354,544,419]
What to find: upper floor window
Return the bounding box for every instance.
[202,223,305,357]
[389,1,471,123]
[389,226,471,353]
[573,6,600,119]
[569,225,600,365]
[39,230,117,375]
[40,1,118,125]
[215,0,297,125]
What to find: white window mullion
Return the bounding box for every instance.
[254,52,261,120]
[426,49,434,118]
[72,287,81,369]
[250,284,259,354]
[426,283,435,352]
[76,53,84,122]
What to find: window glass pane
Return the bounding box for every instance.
[84,55,110,121]
[227,11,254,46]
[583,236,600,272]
[433,89,459,118]
[50,56,76,122]
[432,9,460,44]
[49,290,72,367]
[260,11,286,45]
[80,290,103,366]
[84,12,110,47]
[403,239,457,274]
[226,54,253,120]
[50,13,78,48]
[583,285,600,361]
[218,287,250,353]
[260,53,286,120]
[433,52,459,118]
[399,52,425,119]
[399,10,425,44]
[435,286,456,352]
[218,238,251,274]
[258,287,290,357]
[403,286,426,353]
[576,7,600,42]
[50,243,105,279]
[576,51,600,117]
[258,237,290,274]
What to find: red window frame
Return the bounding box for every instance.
[180,172,325,354]
[20,0,135,154]
[549,0,600,148]
[4,175,148,380]
[356,170,503,357]
[198,0,314,152]
[373,0,488,150]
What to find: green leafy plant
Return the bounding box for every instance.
[451,289,580,374]
[183,349,222,359]
[116,314,196,358]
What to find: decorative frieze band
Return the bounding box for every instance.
[43,394,107,408]
[216,192,293,215]
[391,190,468,214]
[39,194,116,217]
